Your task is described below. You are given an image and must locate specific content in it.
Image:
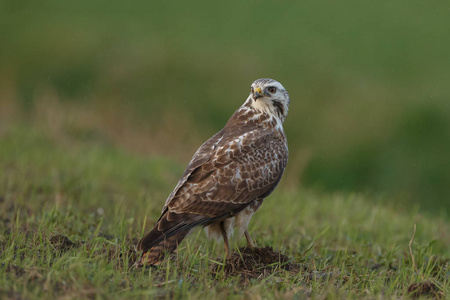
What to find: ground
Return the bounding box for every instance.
[0,127,449,299]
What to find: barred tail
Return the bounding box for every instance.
[135,230,189,266]
[135,210,208,267]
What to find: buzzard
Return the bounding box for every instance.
[136,78,290,266]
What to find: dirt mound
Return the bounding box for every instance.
[5,264,25,277]
[211,246,300,282]
[49,234,77,251]
[408,281,444,299]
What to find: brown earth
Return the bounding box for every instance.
[407,281,444,299]
[210,246,301,283]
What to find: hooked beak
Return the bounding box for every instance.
[253,87,264,100]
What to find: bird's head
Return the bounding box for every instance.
[248,78,290,122]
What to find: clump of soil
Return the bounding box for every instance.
[5,264,25,277]
[211,246,300,282]
[49,234,76,251]
[407,281,444,299]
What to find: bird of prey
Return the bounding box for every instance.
[136,78,290,267]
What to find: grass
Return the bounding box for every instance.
[1,126,449,299]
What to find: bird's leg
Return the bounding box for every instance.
[244,230,256,248]
[219,221,231,258]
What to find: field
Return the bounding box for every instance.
[1,119,449,299]
[1,0,450,298]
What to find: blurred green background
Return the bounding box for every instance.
[1,0,449,215]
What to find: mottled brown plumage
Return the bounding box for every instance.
[136,78,290,267]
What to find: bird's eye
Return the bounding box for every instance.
[268,87,277,93]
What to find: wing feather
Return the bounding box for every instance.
[166,124,288,217]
